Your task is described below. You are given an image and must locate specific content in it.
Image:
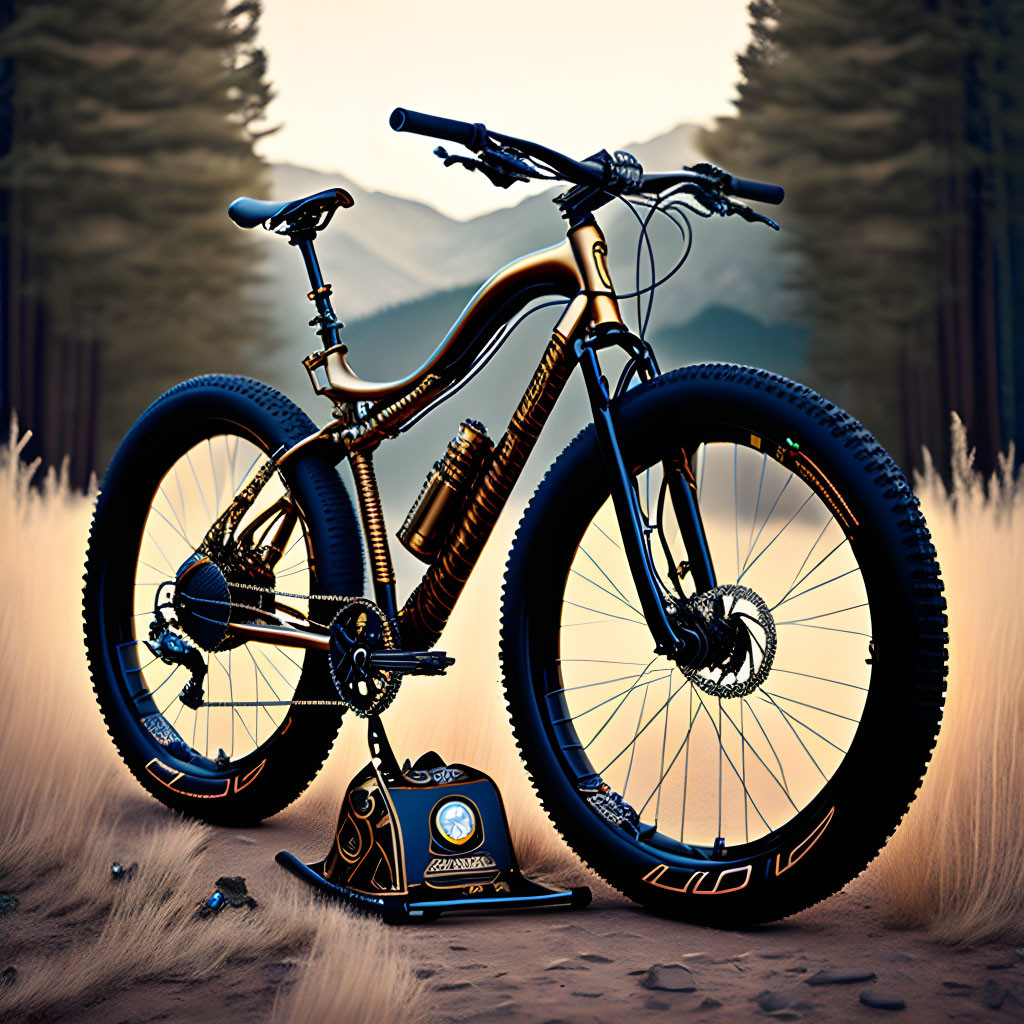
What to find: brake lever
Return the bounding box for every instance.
[434,146,481,172]
[725,198,780,231]
[434,145,534,190]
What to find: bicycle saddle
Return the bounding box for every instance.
[228,187,354,230]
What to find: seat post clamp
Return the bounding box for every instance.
[307,284,333,302]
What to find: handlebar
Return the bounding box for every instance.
[389,108,489,151]
[726,176,785,206]
[389,106,784,209]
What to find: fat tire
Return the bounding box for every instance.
[500,363,947,924]
[83,375,364,825]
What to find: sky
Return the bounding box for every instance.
[254,0,752,220]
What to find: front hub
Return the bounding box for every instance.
[673,584,777,699]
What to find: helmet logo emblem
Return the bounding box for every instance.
[435,799,476,845]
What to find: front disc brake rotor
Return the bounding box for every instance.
[679,584,777,699]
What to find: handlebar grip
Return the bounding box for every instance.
[727,175,785,206]
[389,108,487,150]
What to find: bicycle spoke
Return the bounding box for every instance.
[563,600,647,626]
[570,569,641,615]
[694,691,772,834]
[772,566,861,611]
[560,672,671,724]
[579,544,636,610]
[770,667,867,692]
[581,658,659,750]
[738,490,814,583]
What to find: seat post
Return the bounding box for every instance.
[292,235,343,350]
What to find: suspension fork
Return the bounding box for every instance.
[576,334,715,666]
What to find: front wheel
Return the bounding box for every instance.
[501,363,947,924]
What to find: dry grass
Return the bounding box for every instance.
[870,415,1024,945]
[2,404,1024,1024]
[0,429,428,1024]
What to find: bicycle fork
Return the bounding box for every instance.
[576,331,717,670]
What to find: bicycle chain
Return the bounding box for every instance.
[173,579,402,714]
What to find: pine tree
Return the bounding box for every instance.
[703,0,1024,474]
[0,0,275,482]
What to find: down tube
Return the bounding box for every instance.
[397,295,588,649]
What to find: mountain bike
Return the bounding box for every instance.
[83,108,947,925]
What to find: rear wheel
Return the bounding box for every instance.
[501,364,947,924]
[83,375,364,824]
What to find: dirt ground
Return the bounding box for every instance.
[10,789,1018,1024]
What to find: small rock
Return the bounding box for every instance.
[699,996,722,1009]
[110,861,138,882]
[641,963,697,993]
[433,981,472,992]
[982,980,1010,1011]
[197,876,256,917]
[859,989,906,1011]
[986,962,1017,970]
[644,998,671,1011]
[627,969,647,976]
[449,945,468,951]
[578,952,613,964]
[754,990,789,1012]
[544,958,588,971]
[571,991,602,998]
[415,968,436,979]
[942,981,971,990]
[889,951,924,962]
[1015,949,1024,960]
[0,967,16,989]
[215,876,257,909]
[786,967,808,974]
[805,968,876,986]
[0,895,17,917]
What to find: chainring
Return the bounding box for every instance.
[679,584,777,699]
[328,598,401,717]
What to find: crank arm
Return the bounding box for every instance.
[373,650,455,675]
[225,619,455,675]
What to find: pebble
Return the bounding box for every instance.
[805,968,877,986]
[415,968,436,979]
[544,958,588,971]
[571,991,602,998]
[699,997,722,1009]
[981,979,1014,1011]
[859,989,906,1011]
[942,981,971,990]
[578,953,613,964]
[433,981,472,992]
[0,895,16,917]
[754,990,789,1012]
[641,963,697,993]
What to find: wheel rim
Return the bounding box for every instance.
[129,433,314,765]
[554,437,872,853]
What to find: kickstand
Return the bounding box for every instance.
[367,714,401,783]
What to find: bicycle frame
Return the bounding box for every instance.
[226,216,716,665]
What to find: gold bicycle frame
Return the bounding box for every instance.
[228,219,632,652]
